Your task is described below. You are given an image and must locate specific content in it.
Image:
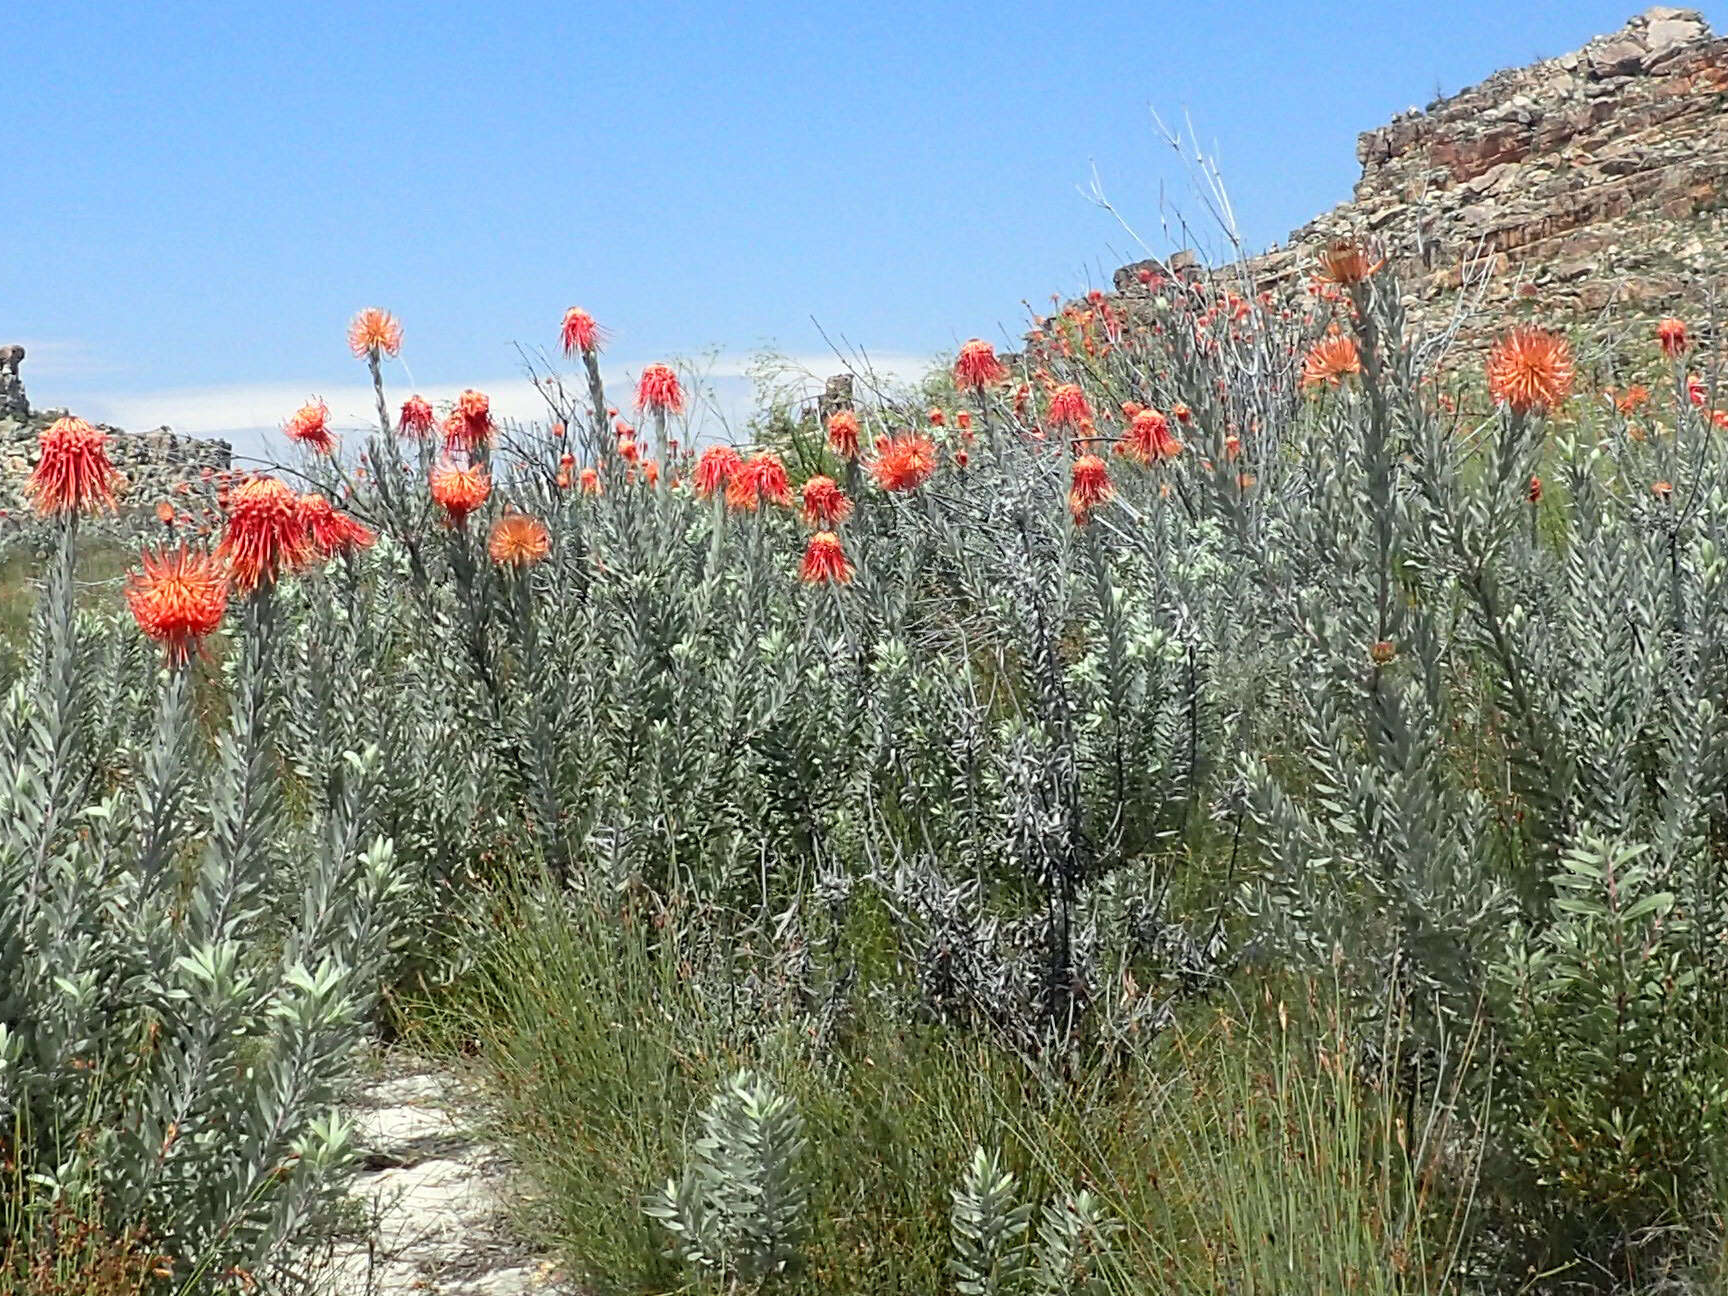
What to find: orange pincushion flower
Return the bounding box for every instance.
[399,394,435,438]
[219,476,311,592]
[636,362,684,415]
[28,416,119,517]
[695,445,741,498]
[1301,329,1362,389]
[429,458,492,526]
[1118,408,1179,463]
[125,545,228,665]
[1656,317,1689,359]
[1068,454,1112,524]
[1486,328,1574,414]
[643,458,661,486]
[155,499,176,526]
[560,307,602,356]
[298,493,376,558]
[954,338,1008,390]
[826,409,861,458]
[445,389,493,450]
[617,436,639,464]
[579,466,602,495]
[869,433,938,492]
[1688,375,1708,406]
[799,531,854,585]
[1615,385,1651,416]
[1314,239,1385,286]
[488,513,551,567]
[348,308,403,359]
[800,475,852,527]
[1047,383,1092,429]
[284,400,336,455]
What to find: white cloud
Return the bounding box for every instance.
[53,350,936,458]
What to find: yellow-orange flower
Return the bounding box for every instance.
[125,545,228,665]
[430,458,492,527]
[1301,330,1362,390]
[799,531,854,585]
[1486,327,1574,415]
[488,513,551,567]
[219,476,312,592]
[28,416,119,517]
[347,307,403,359]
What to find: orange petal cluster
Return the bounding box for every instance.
[695,445,741,498]
[125,545,229,664]
[219,476,312,592]
[28,416,119,517]
[1486,327,1574,415]
[868,433,937,493]
[1300,331,1362,390]
[489,514,551,567]
[299,493,376,558]
[347,307,403,359]
[430,459,492,527]
[954,338,1008,391]
[560,307,602,356]
[826,409,861,458]
[284,400,336,455]
[800,475,852,528]
[636,362,684,415]
[1068,454,1112,524]
[799,531,854,585]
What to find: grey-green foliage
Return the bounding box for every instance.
[0,531,407,1286]
[949,1146,1119,1296]
[647,1069,811,1287]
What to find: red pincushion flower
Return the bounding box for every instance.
[125,545,229,664]
[1068,454,1112,524]
[28,416,119,517]
[1486,328,1574,415]
[1047,384,1092,429]
[954,338,1008,391]
[868,433,937,492]
[617,436,640,464]
[1656,317,1689,360]
[430,458,492,527]
[399,394,435,438]
[445,389,493,450]
[284,400,336,455]
[800,531,854,585]
[1688,375,1707,407]
[348,308,403,359]
[695,445,741,498]
[560,307,603,356]
[489,513,551,567]
[1118,408,1180,463]
[219,476,312,591]
[826,409,861,459]
[800,475,852,528]
[579,467,602,495]
[636,362,684,415]
[298,492,376,558]
[740,451,790,507]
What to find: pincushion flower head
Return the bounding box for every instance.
[445,388,493,451]
[347,307,403,359]
[560,306,603,356]
[1047,383,1092,429]
[1068,454,1112,524]
[799,531,854,585]
[636,362,684,415]
[1301,329,1362,390]
[1118,408,1180,463]
[1314,238,1385,286]
[1486,327,1574,415]
[284,400,336,455]
[1656,317,1689,359]
[800,475,852,528]
[954,338,1008,391]
[868,433,938,493]
[28,416,119,517]
[298,492,376,558]
[429,457,492,527]
[695,445,741,498]
[488,513,551,568]
[579,466,602,495]
[726,451,790,512]
[219,476,311,592]
[125,545,228,665]
[826,409,861,459]
[399,394,435,438]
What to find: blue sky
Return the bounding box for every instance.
[7,1,1718,451]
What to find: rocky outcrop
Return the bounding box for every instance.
[0,347,232,534]
[1115,7,1728,345]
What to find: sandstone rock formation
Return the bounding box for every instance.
[1115,7,1727,348]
